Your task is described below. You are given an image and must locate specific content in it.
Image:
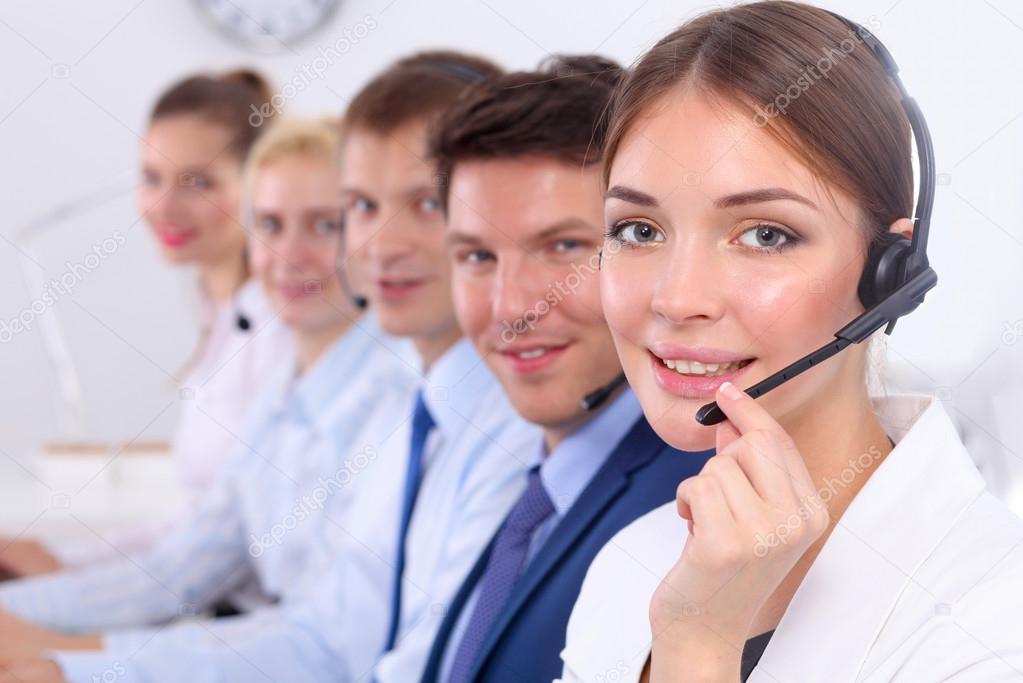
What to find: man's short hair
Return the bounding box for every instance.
[430,54,623,212]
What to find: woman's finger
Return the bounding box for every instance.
[714,382,790,443]
[715,419,741,454]
[715,382,815,497]
[699,450,766,527]
[678,475,735,542]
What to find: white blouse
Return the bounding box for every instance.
[559,394,1023,682]
[50,279,292,566]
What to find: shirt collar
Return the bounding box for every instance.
[420,337,496,438]
[539,387,645,516]
[272,314,378,431]
[756,393,988,680]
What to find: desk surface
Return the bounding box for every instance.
[0,449,181,544]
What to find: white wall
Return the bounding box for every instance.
[1,0,1021,502]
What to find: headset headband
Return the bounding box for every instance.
[824,11,934,274]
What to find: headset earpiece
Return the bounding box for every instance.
[857,231,913,309]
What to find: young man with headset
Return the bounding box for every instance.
[405,56,714,683]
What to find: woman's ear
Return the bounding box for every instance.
[888,216,914,240]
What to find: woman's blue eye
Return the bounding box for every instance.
[737,224,795,251]
[610,221,663,244]
[420,196,441,213]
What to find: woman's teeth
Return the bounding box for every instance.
[516,348,548,360]
[661,358,751,377]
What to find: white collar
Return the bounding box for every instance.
[562,394,992,683]
[753,394,987,680]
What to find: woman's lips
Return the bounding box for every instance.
[155,228,197,248]
[649,351,754,399]
[499,344,570,374]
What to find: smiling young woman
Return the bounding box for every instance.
[0,70,292,579]
[558,2,1023,682]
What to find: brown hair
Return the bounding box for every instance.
[605,1,913,243]
[430,54,624,212]
[150,68,274,161]
[341,50,501,138]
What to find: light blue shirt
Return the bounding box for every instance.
[48,337,541,683]
[0,314,418,675]
[436,387,644,682]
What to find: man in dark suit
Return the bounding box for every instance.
[411,55,714,683]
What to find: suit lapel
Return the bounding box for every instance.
[421,536,495,682]
[466,417,664,680]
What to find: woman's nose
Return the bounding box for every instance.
[650,242,727,326]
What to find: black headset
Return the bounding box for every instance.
[693,12,938,425]
[586,14,939,417]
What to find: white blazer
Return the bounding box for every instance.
[559,394,1023,682]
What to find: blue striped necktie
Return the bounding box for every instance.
[447,466,554,683]
[381,389,435,653]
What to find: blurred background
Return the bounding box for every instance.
[0,0,1021,516]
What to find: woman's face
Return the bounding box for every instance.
[136,114,246,267]
[601,89,870,452]
[247,154,351,335]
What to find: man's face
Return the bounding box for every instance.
[342,122,459,357]
[447,156,622,434]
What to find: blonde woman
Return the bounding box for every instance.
[0,118,416,682]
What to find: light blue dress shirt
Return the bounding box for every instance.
[46,337,541,683]
[0,314,418,673]
[435,387,644,682]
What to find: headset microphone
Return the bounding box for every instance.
[695,12,938,426]
[581,372,628,411]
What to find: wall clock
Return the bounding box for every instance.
[194,0,341,52]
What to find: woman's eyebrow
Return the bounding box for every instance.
[605,185,658,206]
[715,187,818,210]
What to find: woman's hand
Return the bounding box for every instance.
[0,610,102,658]
[648,381,829,682]
[0,538,62,579]
[0,655,66,683]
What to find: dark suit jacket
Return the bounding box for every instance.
[419,415,713,683]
